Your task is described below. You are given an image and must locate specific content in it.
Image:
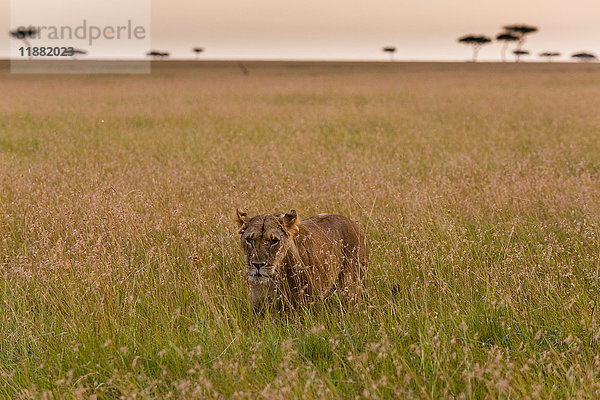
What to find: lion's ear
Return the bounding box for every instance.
[283,209,299,234]
[236,209,247,229]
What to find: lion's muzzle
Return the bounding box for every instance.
[247,262,276,283]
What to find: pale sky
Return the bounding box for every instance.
[2,0,599,61]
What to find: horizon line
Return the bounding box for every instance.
[0,58,593,64]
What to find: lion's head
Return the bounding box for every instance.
[236,209,299,283]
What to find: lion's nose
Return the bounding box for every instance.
[251,260,267,270]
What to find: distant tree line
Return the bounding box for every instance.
[8,24,598,63]
[7,28,209,61]
[457,24,597,62]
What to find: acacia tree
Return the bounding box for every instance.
[571,52,597,62]
[382,46,397,61]
[496,32,519,62]
[192,47,204,60]
[539,51,560,62]
[458,35,491,62]
[9,27,38,59]
[146,50,169,60]
[503,24,538,52]
[513,49,530,62]
[69,49,87,60]
[10,27,37,46]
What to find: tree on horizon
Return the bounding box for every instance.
[513,49,530,63]
[458,35,492,62]
[502,24,538,52]
[571,52,597,62]
[9,27,38,59]
[193,47,204,60]
[146,51,169,60]
[539,51,561,62]
[496,32,519,62]
[68,49,87,60]
[382,46,397,61]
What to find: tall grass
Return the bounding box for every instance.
[1,61,600,398]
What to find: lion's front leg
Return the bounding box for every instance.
[248,281,275,310]
[334,259,366,303]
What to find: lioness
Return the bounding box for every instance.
[236,209,368,309]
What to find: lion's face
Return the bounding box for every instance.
[236,210,298,283]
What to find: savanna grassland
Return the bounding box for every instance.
[1,60,600,399]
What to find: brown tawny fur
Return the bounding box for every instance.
[236,209,369,309]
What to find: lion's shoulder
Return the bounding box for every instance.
[301,213,353,227]
[297,214,362,242]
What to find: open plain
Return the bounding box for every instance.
[1,61,600,398]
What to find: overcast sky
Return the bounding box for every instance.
[2,0,599,61]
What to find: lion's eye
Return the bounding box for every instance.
[270,238,280,247]
[245,238,253,247]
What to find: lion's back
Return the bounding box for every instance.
[299,214,369,266]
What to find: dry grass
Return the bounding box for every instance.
[1,60,600,398]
